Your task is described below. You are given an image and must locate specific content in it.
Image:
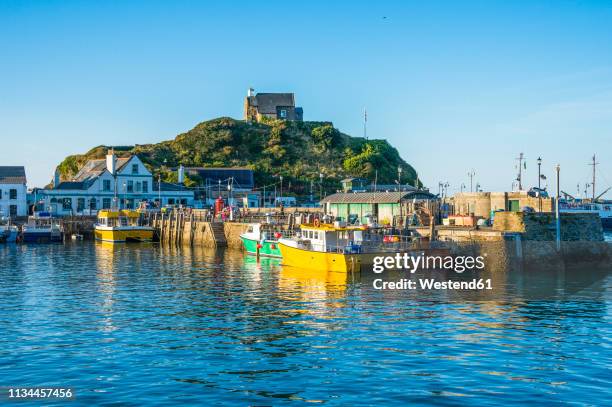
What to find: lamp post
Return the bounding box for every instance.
[555,164,561,252]
[397,166,402,191]
[280,175,283,202]
[158,174,161,208]
[319,173,324,201]
[537,156,543,212]
[122,181,127,209]
[537,157,542,189]
[460,183,465,193]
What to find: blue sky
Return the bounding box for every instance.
[1,0,611,197]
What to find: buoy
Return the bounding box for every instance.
[256,243,263,249]
[274,232,282,239]
[270,244,276,250]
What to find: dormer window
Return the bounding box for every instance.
[280,109,287,118]
[132,164,139,174]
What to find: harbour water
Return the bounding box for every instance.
[1,242,610,405]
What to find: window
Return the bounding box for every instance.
[89,198,97,210]
[168,198,175,205]
[9,189,17,200]
[77,198,85,212]
[127,181,134,193]
[180,198,187,205]
[0,190,2,199]
[142,181,148,193]
[136,181,141,192]
[132,164,139,174]
[103,198,111,209]
[62,198,72,210]
[9,205,17,216]
[103,180,111,191]
[280,109,287,118]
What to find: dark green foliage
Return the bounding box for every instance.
[55,117,419,194]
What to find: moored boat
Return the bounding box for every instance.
[240,223,283,258]
[560,201,612,230]
[94,209,154,243]
[278,222,448,273]
[0,216,19,243]
[22,212,63,243]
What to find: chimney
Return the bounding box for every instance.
[178,165,185,184]
[106,149,116,175]
[53,168,61,188]
[247,87,255,97]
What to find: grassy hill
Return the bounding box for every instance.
[56,117,419,195]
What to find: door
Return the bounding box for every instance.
[508,200,520,212]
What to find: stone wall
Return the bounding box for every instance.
[452,191,554,218]
[493,212,604,242]
[224,223,249,250]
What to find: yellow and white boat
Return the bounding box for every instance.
[278,222,448,273]
[94,210,154,243]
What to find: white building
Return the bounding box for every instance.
[34,152,194,216]
[0,166,28,217]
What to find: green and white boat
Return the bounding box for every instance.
[240,223,283,258]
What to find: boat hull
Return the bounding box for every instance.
[241,235,282,258]
[94,227,154,243]
[0,229,18,243]
[602,217,612,230]
[278,243,381,272]
[23,231,62,243]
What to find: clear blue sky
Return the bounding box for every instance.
[1,0,611,197]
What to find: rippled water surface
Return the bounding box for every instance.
[1,242,610,405]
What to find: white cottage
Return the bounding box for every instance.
[0,166,28,217]
[35,152,194,216]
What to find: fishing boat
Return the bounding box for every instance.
[240,223,284,258]
[0,216,19,243]
[278,221,447,273]
[94,209,154,243]
[22,212,63,243]
[560,200,612,230]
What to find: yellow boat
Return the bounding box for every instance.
[94,210,154,243]
[278,222,445,273]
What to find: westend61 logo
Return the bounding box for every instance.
[371,254,491,291]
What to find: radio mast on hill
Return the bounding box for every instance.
[363,108,368,140]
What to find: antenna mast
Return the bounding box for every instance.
[363,108,367,140]
[589,154,598,201]
[516,152,525,190]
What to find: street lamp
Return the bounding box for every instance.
[122,181,127,209]
[537,156,542,189]
[280,175,283,201]
[319,173,324,200]
[537,156,543,212]
[397,166,402,191]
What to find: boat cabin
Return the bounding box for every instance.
[97,210,143,227]
[298,223,367,252]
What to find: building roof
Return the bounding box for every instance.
[321,191,435,204]
[248,93,295,114]
[153,182,191,192]
[0,166,27,184]
[54,181,89,190]
[341,177,368,183]
[185,167,254,189]
[73,157,132,182]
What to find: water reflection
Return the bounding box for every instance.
[0,243,610,405]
